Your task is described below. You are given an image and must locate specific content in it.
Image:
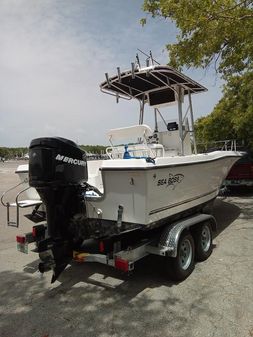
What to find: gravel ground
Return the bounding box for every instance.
[0,161,252,337]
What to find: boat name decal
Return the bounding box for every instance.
[157,173,184,189]
[55,154,86,166]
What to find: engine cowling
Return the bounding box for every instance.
[29,136,88,187]
[28,137,88,282]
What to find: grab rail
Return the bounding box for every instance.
[0,179,27,207]
[1,179,42,227]
[14,186,39,228]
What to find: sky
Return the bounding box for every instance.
[0,0,223,147]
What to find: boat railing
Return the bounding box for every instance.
[197,140,238,153]
[1,179,42,227]
[217,140,237,151]
[106,143,164,159]
[106,144,151,159]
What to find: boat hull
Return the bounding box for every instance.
[87,152,240,225]
[15,152,241,227]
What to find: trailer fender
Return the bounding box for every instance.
[159,213,217,257]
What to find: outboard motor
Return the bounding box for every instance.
[29,137,88,282]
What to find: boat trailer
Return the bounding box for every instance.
[16,212,216,282]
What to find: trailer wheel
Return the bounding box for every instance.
[166,231,195,281]
[193,222,213,261]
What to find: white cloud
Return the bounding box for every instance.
[0,0,223,147]
[0,0,119,146]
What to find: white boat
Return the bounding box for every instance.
[15,62,241,232]
[9,58,242,282]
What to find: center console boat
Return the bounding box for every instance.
[4,57,242,282]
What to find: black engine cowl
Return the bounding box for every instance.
[29,137,88,187]
[28,137,88,239]
[28,137,88,282]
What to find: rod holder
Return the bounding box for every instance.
[131,62,135,79]
[117,67,121,82]
[105,73,111,87]
[150,51,154,65]
[136,54,140,68]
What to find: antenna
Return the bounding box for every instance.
[137,48,160,65]
[136,54,141,68]
[150,51,154,65]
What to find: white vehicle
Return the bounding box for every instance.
[3,57,241,283]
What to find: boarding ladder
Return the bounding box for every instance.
[1,179,42,227]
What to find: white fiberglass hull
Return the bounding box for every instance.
[16,151,241,227]
[87,151,241,225]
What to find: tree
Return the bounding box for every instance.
[195,71,253,149]
[142,0,253,79]
[141,1,253,147]
[79,145,107,154]
[0,147,28,159]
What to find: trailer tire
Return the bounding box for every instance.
[166,230,195,282]
[193,222,213,261]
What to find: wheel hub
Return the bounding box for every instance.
[201,224,211,252]
[179,238,193,270]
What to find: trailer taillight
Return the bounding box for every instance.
[99,241,104,253]
[32,224,46,239]
[115,257,130,272]
[16,235,28,253]
[16,235,26,244]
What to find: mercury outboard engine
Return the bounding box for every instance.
[29,137,88,282]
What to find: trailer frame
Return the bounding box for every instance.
[16,212,216,281]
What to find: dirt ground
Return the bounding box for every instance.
[0,161,253,337]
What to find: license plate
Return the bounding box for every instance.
[17,242,28,254]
